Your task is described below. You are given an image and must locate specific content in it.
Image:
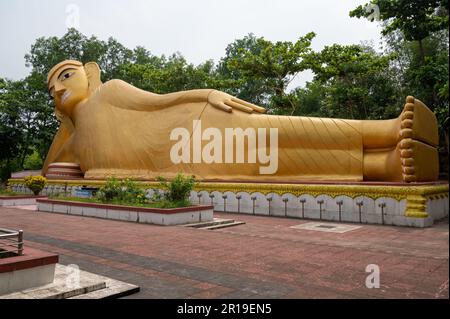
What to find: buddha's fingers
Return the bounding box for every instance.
[215,102,232,113]
[225,100,253,113]
[231,97,266,113]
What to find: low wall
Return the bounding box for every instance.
[0,195,47,207]
[36,199,214,226]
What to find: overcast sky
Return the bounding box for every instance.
[0,0,381,87]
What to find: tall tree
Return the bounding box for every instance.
[306,44,399,119]
[350,0,449,64]
[220,32,316,114]
[25,28,133,82]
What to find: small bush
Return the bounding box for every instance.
[96,177,146,204]
[0,185,17,196]
[92,174,194,208]
[156,173,195,204]
[24,175,47,195]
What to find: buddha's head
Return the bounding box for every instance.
[47,60,102,118]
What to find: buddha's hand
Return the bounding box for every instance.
[207,90,266,114]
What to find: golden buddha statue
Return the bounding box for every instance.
[43,60,439,182]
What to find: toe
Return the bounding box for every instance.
[404,103,414,112]
[401,111,414,120]
[400,128,413,138]
[401,158,414,166]
[403,174,417,182]
[406,96,415,104]
[402,166,415,175]
[401,119,413,128]
[400,149,413,158]
[399,138,414,149]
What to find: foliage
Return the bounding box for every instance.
[25,28,133,82]
[91,175,195,208]
[221,32,316,114]
[96,177,146,204]
[23,149,44,170]
[117,53,216,93]
[305,44,400,119]
[350,0,448,42]
[0,74,56,180]
[23,175,47,195]
[156,173,196,205]
[0,185,18,196]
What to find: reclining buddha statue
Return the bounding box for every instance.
[42,60,439,182]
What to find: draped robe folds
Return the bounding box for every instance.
[43,80,364,182]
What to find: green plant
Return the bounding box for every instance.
[0,184,18,196]
[96,177,146,204]
[121,178,147,203]
[156,173,196,204]
[23,175,47,195]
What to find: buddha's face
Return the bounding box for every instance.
[48,65,89,117]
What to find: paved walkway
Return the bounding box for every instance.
[0,206,448,298]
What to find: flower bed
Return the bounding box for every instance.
[36,198,213,226]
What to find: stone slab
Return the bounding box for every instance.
[0,264,139,299]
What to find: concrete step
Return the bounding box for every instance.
[1,264,139,299]
[182,218,235,228]
[201,221,246,230]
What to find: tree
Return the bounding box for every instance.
[350,0,449,64]
[117,53,217,94]
[215,34,273,107]
[220,32,316,114]
[285,81,326,117]
[25,28,133,82]
[306,44,399,119]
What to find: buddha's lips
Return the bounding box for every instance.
[61,91,71,104]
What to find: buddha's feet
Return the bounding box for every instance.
[398,96,439,182]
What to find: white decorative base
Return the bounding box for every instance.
[8,179,448,228]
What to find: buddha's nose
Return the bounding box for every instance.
[54,82,66,96]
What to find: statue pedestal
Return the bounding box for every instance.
[8,178,448,228]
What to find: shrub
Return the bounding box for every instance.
[96,177,146,204]
[24,175,47,195]
[96,176,121,202]
[0,184,17,196]
[156,173,196,204]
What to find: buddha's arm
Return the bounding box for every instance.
[42,122,75,174]
[102,80,265,114]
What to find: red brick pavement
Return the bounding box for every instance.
[0,207,448,298]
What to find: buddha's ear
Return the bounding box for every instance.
[84,62,102,93]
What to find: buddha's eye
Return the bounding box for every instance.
[61,72,75,81]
